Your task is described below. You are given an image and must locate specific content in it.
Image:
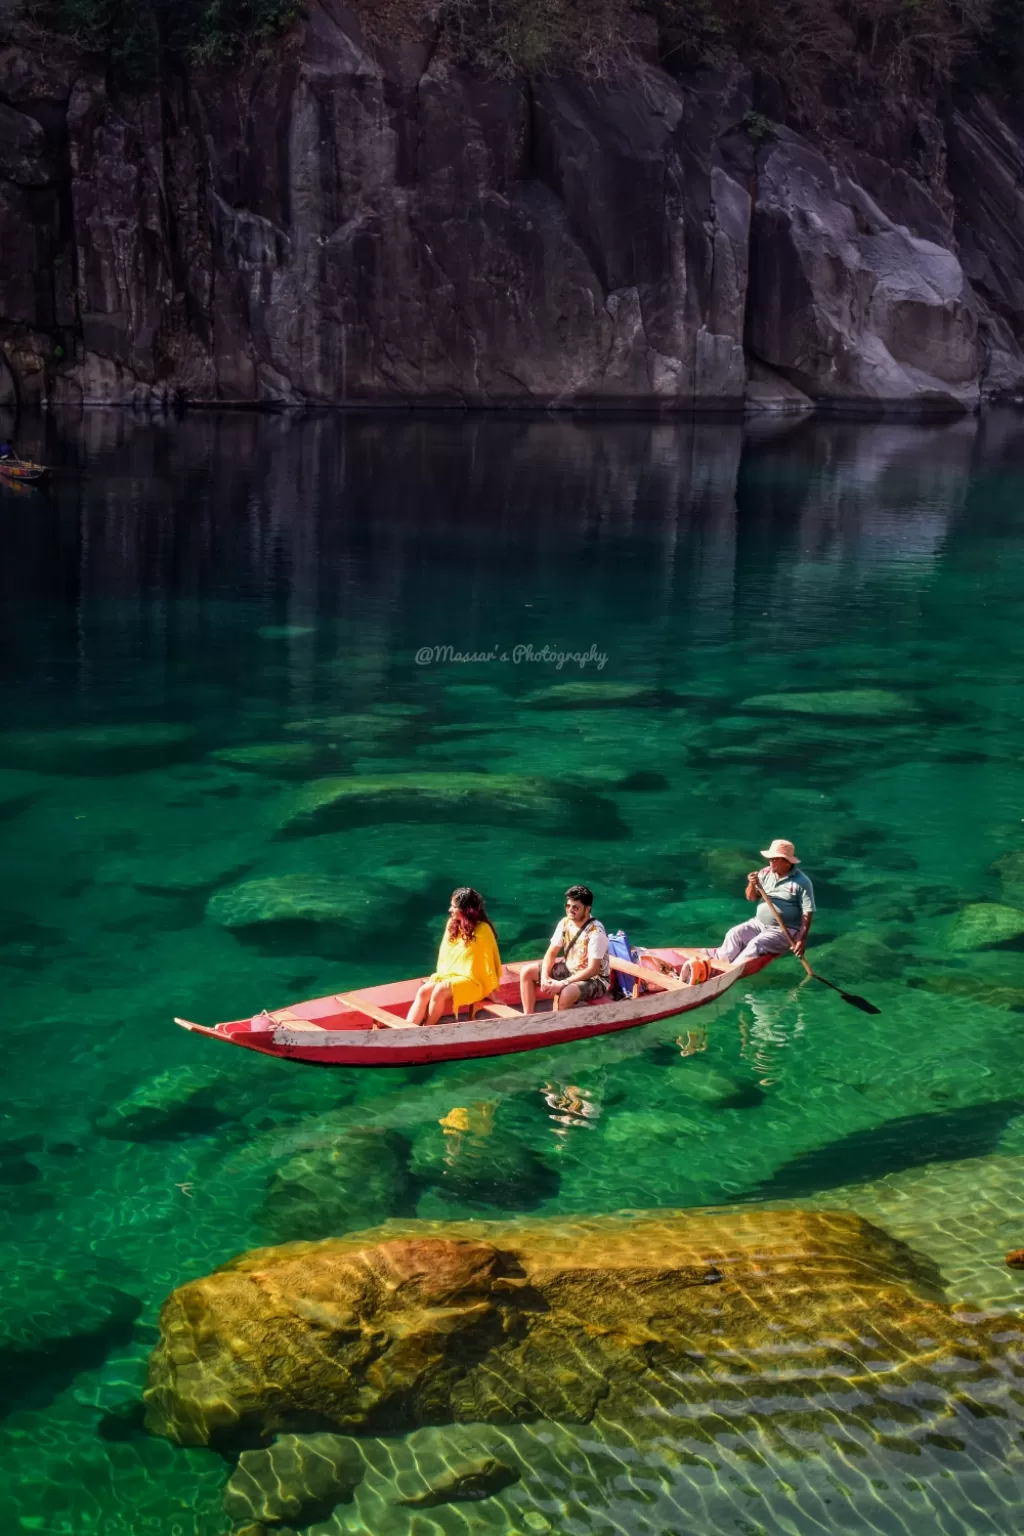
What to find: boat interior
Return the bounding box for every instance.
[217,947,732,1037]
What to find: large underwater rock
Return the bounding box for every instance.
[409,1117,559,1215]
[261,1129,414,1242]
[0,1257,142,1417]
[224,1432,364,1526]
[211,742,325,778]
[791,1151,1024,1311]
[0,722,197,775]
[143,1204,1016,1450]
[738,688,917,719]
[278,773,624,839]
[95,1064,239,1141]
[0,768,43,820]
[226,1422,525,1533]
[948,901,1024,952]
[207,874,388,935]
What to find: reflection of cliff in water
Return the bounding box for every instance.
[1,410,1015,698]
[736,416,978,595]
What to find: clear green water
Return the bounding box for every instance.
[1,410,1024,1534]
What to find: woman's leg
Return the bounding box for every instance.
[406,981,434,1025]
[426,982,454,1025]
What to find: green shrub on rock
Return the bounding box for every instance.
[25,0,302,87]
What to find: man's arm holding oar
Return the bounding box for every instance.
[753,877,879,1016]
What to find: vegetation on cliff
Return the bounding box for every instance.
[24,0,302,84]
[21,0,1024,98]
[436,0,1024,98]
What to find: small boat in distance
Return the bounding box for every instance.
[174,947,775,1068]
[0,453,49,483]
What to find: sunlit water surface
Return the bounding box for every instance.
[1,409,1023,1534]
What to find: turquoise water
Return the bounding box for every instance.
[1,409,1024,1534]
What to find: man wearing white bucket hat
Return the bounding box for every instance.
[708,839,815,967]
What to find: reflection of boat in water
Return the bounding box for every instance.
[174,947,776,1068]
[0,454,49,483]
[223,982,749,1179]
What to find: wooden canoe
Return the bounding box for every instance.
[0,457,48,483]
[174,946,775,1068]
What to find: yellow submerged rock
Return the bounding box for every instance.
[142,1206,1020,1451]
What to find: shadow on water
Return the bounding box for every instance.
[749,1097,1024,1201]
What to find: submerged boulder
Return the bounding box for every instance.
[0,768,42,820]
[525,682,680,710]
[224,1432,364,1526]
[278,773,625,839]
[283,714,410,744]
[144,1206,979,1449]
[0,1257,142,1417]
[211,742,325,778]
[990,850,1024,904]
[410,1118,559,1214]
[123,845,256,896]
[699,845,752,892]
[738,689,917,719]
[908,971,1024,1010]
[96,1065,238,1141]
[786,1152,1024,1310]
[207,874,384,935]
[261,1129,413,1242]
[948,902,1024,952]
[396,1449,519,1508]
[0,722,196,774]
[806,927,908,981]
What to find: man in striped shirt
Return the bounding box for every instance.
[709,839,815,966]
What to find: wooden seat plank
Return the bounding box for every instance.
[334,993,419,1030]
[607,956,687,991]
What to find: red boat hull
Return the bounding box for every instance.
[176,949,775,1067]
[0,460,47,482]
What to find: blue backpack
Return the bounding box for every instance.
[607,930,646,1000]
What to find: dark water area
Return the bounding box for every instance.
[1,408,1024,1534]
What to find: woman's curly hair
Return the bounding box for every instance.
[447,887,495,943]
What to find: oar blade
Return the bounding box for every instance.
[839,989,881,1016]
[811,969,881,1015]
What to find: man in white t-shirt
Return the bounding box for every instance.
[518,885,611,1014]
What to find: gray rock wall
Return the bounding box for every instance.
[1,0,1023,411]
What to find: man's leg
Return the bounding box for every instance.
[732,927,792,966]
[519,962,541,1014]
[709,919,765,964]
[553,982,581,1011]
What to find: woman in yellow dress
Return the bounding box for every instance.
[406,887,501,1026]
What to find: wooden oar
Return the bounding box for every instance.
[754,879,881,1015]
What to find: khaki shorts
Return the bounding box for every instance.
[550,960,610,1003]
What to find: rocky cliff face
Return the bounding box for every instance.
[2,0,1024,411]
